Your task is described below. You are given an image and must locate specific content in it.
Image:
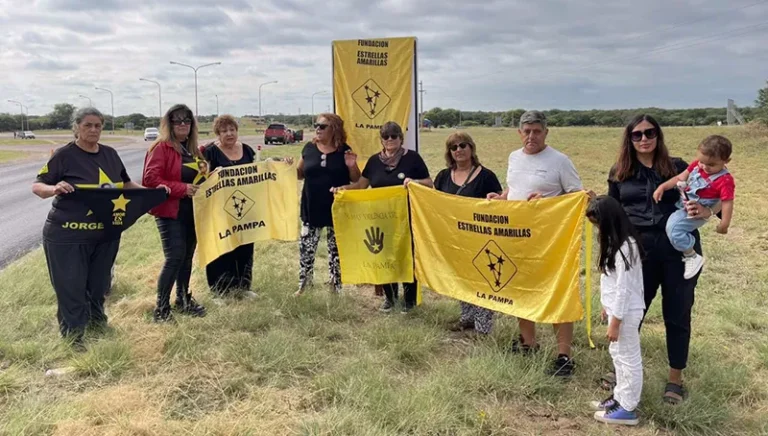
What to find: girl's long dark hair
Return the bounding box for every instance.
[613,114,677,182]
[586,195,644,273]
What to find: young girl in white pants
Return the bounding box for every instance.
[587,196,646,426]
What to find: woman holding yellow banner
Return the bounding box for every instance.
[434,132,502,334]
[295,113,360,296]
[332,121,432,313]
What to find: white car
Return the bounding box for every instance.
[20,131,35,139]
[144,127,159,141]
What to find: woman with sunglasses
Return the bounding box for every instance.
[143,104,207,322]
[295,113,360,296]
[332,121,432,313]
[434,132,502,335]
[606,114,720,404]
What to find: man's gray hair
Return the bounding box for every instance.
[519,110,547,129]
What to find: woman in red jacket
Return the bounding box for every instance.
[142,104,207,322]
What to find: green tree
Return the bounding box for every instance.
[756,81,768,109]
[49,103,76,129]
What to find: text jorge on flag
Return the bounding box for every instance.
[193,161,299,268]
[407,183,589,324]
[332,186,414,285]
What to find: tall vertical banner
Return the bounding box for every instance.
[408,183,588,324]
[332,37,418,166]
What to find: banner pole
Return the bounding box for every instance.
[585,221,595,349]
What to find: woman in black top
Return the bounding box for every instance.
[333,121,432,313]
[201,115,260,299]
[32,107,162,350]
[434,132,502,335]
[295,113,361,296]
[607,114,720,404]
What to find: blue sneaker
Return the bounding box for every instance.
[589,396,617,411]
[594,404,639,426]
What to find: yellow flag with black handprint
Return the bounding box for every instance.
[332,186,413,285]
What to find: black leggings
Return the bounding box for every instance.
[43,239,120,338]
[638,227,701,370]
[383,281,418,306]
[155,217,196,309]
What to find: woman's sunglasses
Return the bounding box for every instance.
[630,128,658,142]
[381,134,400,141]
[449,142,470,151]
[314,123,329,130]
[172,118,193,126]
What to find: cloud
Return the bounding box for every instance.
[26,58,79,71]
[3,0,768,116]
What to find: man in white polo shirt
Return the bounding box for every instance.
[488,110,583,377]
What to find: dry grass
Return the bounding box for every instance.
[1,126,766,435]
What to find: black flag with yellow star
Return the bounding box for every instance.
[69,188,168,236]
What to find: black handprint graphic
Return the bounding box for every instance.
[364,226,384,254]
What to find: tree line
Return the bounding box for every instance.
[4,81,768,132]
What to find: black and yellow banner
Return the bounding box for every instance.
[408,184,588,324]
[71,188,167,235]
[332,37,417,164]
[193,161,299,267]
[332,186,413,285]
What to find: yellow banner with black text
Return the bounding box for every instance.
[407,183,587,323]
[332,37,417,165]
[193,161,299,267]
[332,186,414,285]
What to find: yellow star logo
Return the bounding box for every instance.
[76,168,124,189]
[111,194,131,212]
[184,158,208,185]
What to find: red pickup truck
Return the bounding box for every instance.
[264,123,294,145]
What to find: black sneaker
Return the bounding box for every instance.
[176,294,207,317]
[548,354,575,377]
[400,303,415,314]
[379,300,395,313]
[509,335,540,355]
[70,335,87,353]
[153,306,174,323]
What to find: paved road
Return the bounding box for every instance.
[0,138,148,268]
[0,135,275,269]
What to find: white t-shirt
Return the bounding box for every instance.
[505,145,583,200]
[600,238,646,319]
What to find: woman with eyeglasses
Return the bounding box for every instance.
[332,121,432,313]
[295,113,360,296]
[143,104,208,322]
[606,114,720,405]
[433,132,502,335]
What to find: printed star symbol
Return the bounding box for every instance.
[184,159,207,185]
[76,168,124,189]
[111,194,131,212]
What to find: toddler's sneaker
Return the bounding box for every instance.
[589,396,617,411]
[594,404,639,426]
[683,253,704,279]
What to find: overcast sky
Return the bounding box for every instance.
[1,0,767,117]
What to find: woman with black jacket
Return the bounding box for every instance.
[606,114,720,404]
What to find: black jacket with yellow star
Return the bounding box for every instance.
[36,142,131,243]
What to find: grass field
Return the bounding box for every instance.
[1,126,766,435]
[0,150,33,163]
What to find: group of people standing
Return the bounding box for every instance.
[33,104,733,427]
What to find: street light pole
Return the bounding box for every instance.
[258,80,278,118]
[95,87,115,133]
[21,105,28,131]
[7,100,22,132]
[79,94,92,107]
[170,61,222,119]
[311,91,326,119]
[215,94,219,117]
[139,78,162,119]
